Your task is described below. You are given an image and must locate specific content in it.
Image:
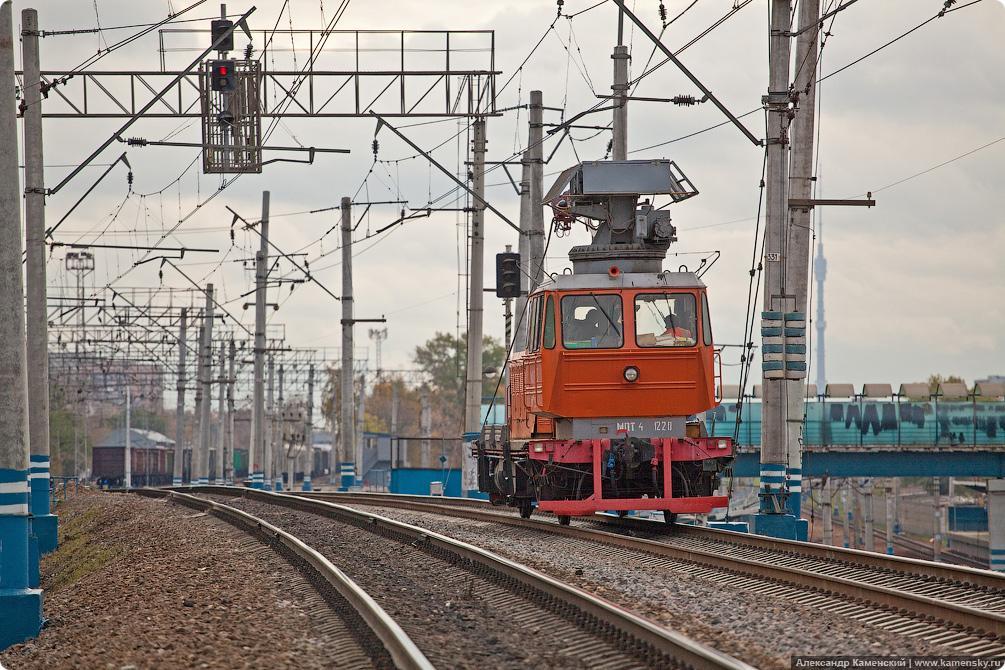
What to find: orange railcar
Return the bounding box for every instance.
[477,269,732,523]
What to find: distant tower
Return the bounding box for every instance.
[814,216,827,392]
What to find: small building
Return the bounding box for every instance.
[93,428,175,487]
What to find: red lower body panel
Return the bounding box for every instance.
[528,436,732,517]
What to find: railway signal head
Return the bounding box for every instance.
[495,252,521,299]
[210,19,235,52]
[210,59,236,92]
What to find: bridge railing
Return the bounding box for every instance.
[706,399,1005,448]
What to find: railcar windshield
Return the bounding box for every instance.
[635,293,697,347]
[561,294,623,349]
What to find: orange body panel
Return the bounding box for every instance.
[509,287,716,440]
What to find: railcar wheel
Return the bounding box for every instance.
[558,515,571,526]
[617,510,629,519]
[518,499,534,519]
[663,511,677,526]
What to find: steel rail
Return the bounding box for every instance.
[182,485,755,670]
[299,490,1005,589]
[135,489,434,670]
[288,490,1005,640]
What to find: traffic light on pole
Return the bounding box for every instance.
[495,252,521,299]
[210,59,236,92]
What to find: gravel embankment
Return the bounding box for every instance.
[0,490,366,670]
[207,494,653,670]
[340,503,950,669]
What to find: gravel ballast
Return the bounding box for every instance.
[341,503,953,669]
[207,494,659,670]
[0,490,369,670]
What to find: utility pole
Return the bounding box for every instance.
[356,367,366,485]
[754,0,797,539]
[266,353,274,490]
[340,196,355,491]
[863,479,874,552]
[821,477,833,546]
[173,308,187,485]
[0,3,42,638]
[21,7,56,553]
[528,92,545,290]
[462,116,486,496]
[124,383,131,489]
[420,389,432,469]
[250,191,269,488]
[302,363,314,491]
[225,339,235,483]
[192,324,204,483]
[842,481,851,548]
[215,341,225,484]
[885,482,895,555]
[503,245,514,352]
[783,0,822,521]
[276,362,284,490]
[196,285,214,485]
[515,91,544,351]
[369,327,387,376]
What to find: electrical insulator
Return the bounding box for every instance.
[127,171,133,192]
[556,0,564,16]
[372,139,379,158]
[659,2,667,25]
[672,95,699,107]
[244,43,254,60]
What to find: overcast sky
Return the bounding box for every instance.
[13,0,1005,397]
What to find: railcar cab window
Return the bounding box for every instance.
[635,293,698,347]
[561,294,623,349]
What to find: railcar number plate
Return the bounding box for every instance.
[571,417,686,439]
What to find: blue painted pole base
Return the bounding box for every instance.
[32,513,58,555]
[753,513,809,541]
[302,479,312,492]
[274,479,283,492]
[27,528,40,589]
[708,521,750,533]
[0,588,43,650]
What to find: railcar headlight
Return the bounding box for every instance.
[623,366,640,383]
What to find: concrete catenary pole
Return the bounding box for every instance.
[842,481,851,548]
[821,477,833,546]
[196,285,214,484]
[0,0,42,644]
[356,367,366,485]
[225,339,235,483]
[215,341,225,484]
[611,46,628,161]
[783,0,821,520]
[173,308,188,485]
[340,196,355,490]
[276,362,284,490]
[462,117,486,495]
[266,354,274,490]
[302,363,314,491]
[249,191,269,488]
[527,91,545,292]
[863,479,874,552]
[124,383,131,489]
[755,0,795,538]
[989,479,1005,572]
[885,482,895,555]
[21,7,56,553]
[193,324,204,482]
[420,390,432,468]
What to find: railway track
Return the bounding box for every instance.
[135,489,433,670]
[289,489,1005,656]
[183,486,753,670]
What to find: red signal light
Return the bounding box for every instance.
[217,65,228,75]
